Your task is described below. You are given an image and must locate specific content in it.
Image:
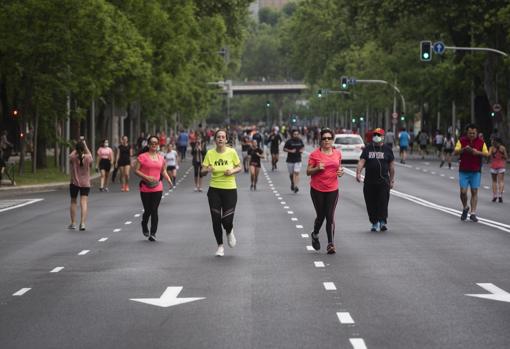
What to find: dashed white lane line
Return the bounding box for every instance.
[323,282,337,290]
[281,201,286,205]
[301,233,309,238]
[13,288,31,296]
[296,225,303,229]
[273,190,278,193]
[440,174,445,177]
[291,217,298,221]
[125,221,132,225]
[314,261,325,268]
[337,312,355,324]
[134,214,141,218]
[277,197,283,200]
[306,246,315,251]
[98,237,108,242]
[113,228,121,232]
[416,167,421,170]
[449,176,455,180]
[284,206,290,209]
[431,171,436,175]
[350,338,367,349]
[50,267,64,273]
[78,250,90,256]
[483,185,490,190]
[287,211,294,214]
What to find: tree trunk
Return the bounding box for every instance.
[32,108,39,173]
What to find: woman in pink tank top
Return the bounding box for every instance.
[489,138,507,203]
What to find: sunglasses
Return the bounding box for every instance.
[149,141,158,145]
[321,137,333,141]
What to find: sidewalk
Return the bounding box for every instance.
[0,174,101,196]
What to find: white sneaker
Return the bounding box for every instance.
[227,230,236,248]
[215,245,225,257]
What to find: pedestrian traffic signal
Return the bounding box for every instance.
[341,76,348,89]
[420,41,432,62]
[266,100,271,108]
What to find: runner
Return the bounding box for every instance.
[440,132,455,169]
[116,136,133,192]
[96,139,113,192]
[356,128,395,232]
[191,139,207,192]
[268,127,283,171]
[201,129,242,257]
[284,129,305,193]
[489,137,507,203]
[398,128,410,164]
[176,129,189,160]
[306,128,343,254]
[418,130,429,159]
[241,132,251,173]
[68,139,93,231]
[434,130,444,158]
[134,136,173,241]
[164,143,179,186]
[454,124,490,222]
[248,139,264,191]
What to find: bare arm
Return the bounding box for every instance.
[389,160,395,189]
[356,159,366,182]
[134,160,157,183]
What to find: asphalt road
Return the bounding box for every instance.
[0,147,509,349]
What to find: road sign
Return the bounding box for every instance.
[433,41,445,55]
[493,103,502,112]
[392,112,398,119]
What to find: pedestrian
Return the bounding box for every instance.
[241,132,251,173]
[0,130,13,163]
[398,128,410,164]
[176,129,189,160]
[165,143,179,186]
[191,139,207,192]
[489,137,507,203]
[116,136,133,192]
[284,129,305,193]
[68,139,93,231]
[248,139,264,191]
[418,130,429,159]
[307,128,343,254]
[96,139,113,192]
[434,130,444,158]
[409,128,415,154]
[356,128,395,232]
[454,124,490,222]
[440,132,455,169]
[268,127,283,171]
[201,129,242,257]
[134,135,173,241]
[384,129,395,150]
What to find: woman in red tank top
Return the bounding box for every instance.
[489,138,507,203]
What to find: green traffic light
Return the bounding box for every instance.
[351,118,356,123]
[360,117,364,121]
[400,116,405,121]
[491,112,496,117]
[422,52,430,59]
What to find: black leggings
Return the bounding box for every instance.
[310,187,339,243]
[363,182,390,224]
[207,187,237,245]
[140,191,162,235]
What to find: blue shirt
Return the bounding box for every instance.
[399,131,410,147]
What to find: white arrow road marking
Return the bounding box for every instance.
[350,338,367,349]
[50,267,64,273]
[323,282,337,290]
[13,288,31,296]
[130,287,205,308]
[465,283,510,303]
[337,312,355,324]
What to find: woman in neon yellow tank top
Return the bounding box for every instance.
[202,129,242,257]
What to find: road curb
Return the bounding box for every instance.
[0,174,101,195]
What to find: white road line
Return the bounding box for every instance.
[125,221,132,225]
[134,214,141,217]
[291,218,298,221]
[449,176,455,179]
[337,312,355,324]
[277,197,282,200]
[281,201,286,204]
[0,198,44,213]
[284,206,290,209]
[13,288,31,296]
[416,167,421,170]
[98,237,108,242]
[301,233,309,238]
[273,190,278,193]
[350,338,367,349]
[50,267,64,273]
[296,225,303,229]
[323,282,337,290]
[78,250,90,256]
[113,228,121,232]
[431,172,436,175]
[440,174,445,177]
[314,261,325,268]
[483,186,490,190]
[287,211,294,214]
[306,246,315,251]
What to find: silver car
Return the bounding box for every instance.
[333,134,364,163]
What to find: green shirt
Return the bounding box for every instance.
[202,147,240,189]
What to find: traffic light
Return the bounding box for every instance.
[490,111,496,118]
[317,89,323,98]
[290,115,297,124]
[359,116,364,122]
[420,41,432,62]
[266,100,271,108]
[351,118,356,123]
[341,76,348,89]
[11,108,19,118]
[400,115,406,121]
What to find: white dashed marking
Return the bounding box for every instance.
[277,197,282,200]
[50,267,64,273]
[314,261,325,268]
[284,206,290,209]
[323,282,337,290]
[113,228,121,232]
[281,201,286,205]
[431,172,436,175]
[350,338,367,349]
[337,312,355,324]
[125,221,132,225]
[296,225,303,229]
[440,174,445,177]
[134,214,141,217]
[301,233,309,238]
[13,288,31,296]
[291,218,298,221]
[78,250,90,256]
[98,238,108,242]
[449,176,455,180]
[483,186,490,190]
[306,246,315,251]
[287,211,294,214]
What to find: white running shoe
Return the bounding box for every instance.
[227,230,236,248]
[215,245,225,257]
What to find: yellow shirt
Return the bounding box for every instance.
[202,147,240,189]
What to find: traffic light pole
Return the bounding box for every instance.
[353,79,406,114]
[443,46,508,57]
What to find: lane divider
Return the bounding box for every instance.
[50,267,64,273]
[13,288,31,296]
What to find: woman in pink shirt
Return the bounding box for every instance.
[69,139,93,231]
[490,138,507,203]
[96,139,114,192]
[306,128,344,254]
[134,136,173,241]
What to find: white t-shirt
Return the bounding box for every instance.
[435,134,444,145]
[165,150,178,167]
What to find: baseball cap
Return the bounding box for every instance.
[373,128,385,136]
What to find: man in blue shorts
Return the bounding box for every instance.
[454,124,489,222]
[398,128,410,164]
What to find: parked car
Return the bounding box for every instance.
[333,134,364,163]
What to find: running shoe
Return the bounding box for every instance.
[460,207,469,221]
[326,243,336,254]
[311,232,320,250]
[99,188,104,192]
[194,187,199,192]
[371,222,381,232]
[294,186,299,193]
[291,184,295,191]
[141,222,149,237]
[227,230,236,248]
[492,197,497,202]
[380,221,388,231]
[499,197,503,203]
[68,223,77,230]
[469,214,479,223]
[104,187,109,192]
[148,234,156,241]
[79,224,86,231]
[198,188,202,192]
[215,245,225,257]
[250,185,253,191]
